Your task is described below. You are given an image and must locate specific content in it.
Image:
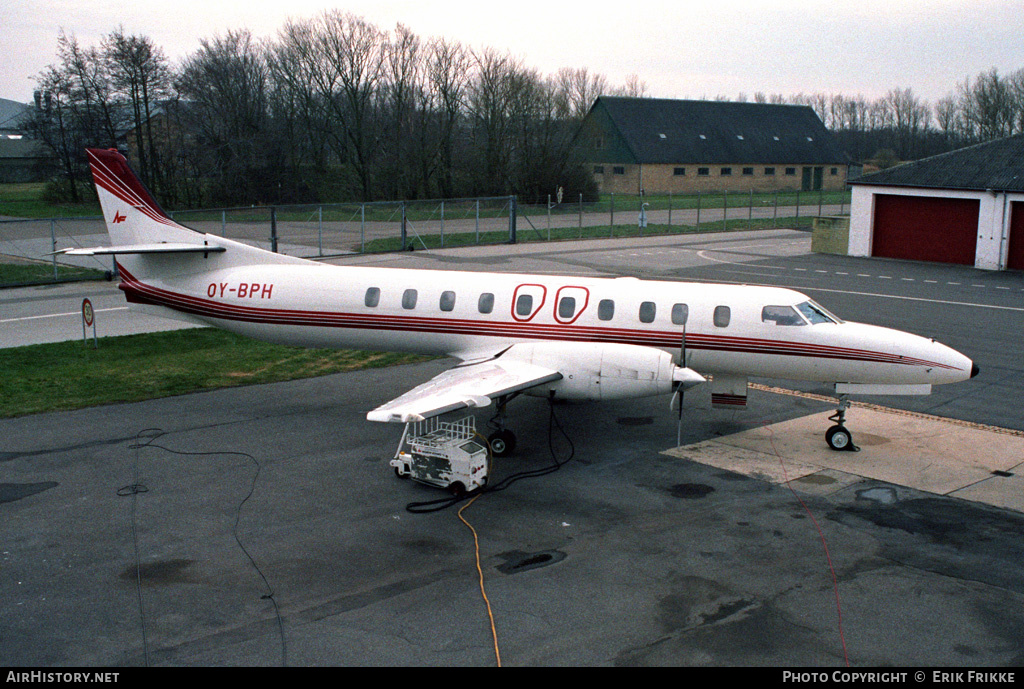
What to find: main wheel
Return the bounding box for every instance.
[826,425,853,451]
[488,429,517,457]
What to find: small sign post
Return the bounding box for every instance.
[82,298,97,348]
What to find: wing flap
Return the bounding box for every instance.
[367,359,562,423]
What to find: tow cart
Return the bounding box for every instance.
[390,416,490,495]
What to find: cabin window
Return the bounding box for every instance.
[598,299,615,321]
[439,290,456,312]
[516,294,533,316]
[762,305,805,326]
[478,292,495,314]
[671,303,688,325]
[402,289,418,309]
[639,301,656,323]
[714,305,731,327]
[364,287,380,308]
[558,296,576,320]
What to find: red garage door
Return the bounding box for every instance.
[871,194,979,265]
[1008,202,1024,271]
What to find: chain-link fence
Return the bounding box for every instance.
[0,189,850,287]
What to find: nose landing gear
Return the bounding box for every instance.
[826,395,859,452]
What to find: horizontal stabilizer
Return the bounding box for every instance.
[54,242,226,256]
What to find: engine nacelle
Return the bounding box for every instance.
[506,341,702,401]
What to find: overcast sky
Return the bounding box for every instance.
[2,0,1023,106]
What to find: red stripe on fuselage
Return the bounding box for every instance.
[116,267,958,370]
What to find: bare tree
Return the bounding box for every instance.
[312,10,387,200]
[103,28,173,193]
[554,67,609,120]
[421,36,470,198]
[27,31,120,201]
[177,30,271,204]
[381,23,422,199]
[958,68,1016,142]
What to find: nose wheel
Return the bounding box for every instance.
[826,395,859,452]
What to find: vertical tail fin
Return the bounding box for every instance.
[86,148,198,247]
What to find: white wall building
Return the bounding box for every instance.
[848,135,1024,271]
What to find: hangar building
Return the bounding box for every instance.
[848,134,1024,271]
[576,96,850,196]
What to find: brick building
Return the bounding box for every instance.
[577,96,849,195]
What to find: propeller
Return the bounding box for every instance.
[670,324,707,446]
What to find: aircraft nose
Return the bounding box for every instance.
[971,362,980,378]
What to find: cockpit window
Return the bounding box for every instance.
[796,300,841,324]
[762,305,805,326]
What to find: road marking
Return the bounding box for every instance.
[0,307,129,324]
[802,286,1024,312]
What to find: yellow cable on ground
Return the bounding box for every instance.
[458,494,502,667]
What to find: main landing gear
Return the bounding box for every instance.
[487,394,519,458]
[825,394,859,452]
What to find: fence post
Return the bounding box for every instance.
[696,191,702,229]
[610,192,614,230]
[401,202,407,251]
[748,188,753,230]
[441,200,445,248]
[51,219,58,281]
[579,193,583,238]
[547,194,552,241]
[773,190,779,228]
[723,191,728,231]
[475,200,480,244]
[221,210,226,236]
[668,191,672,228]
[318,206,324,256]
[270,206,278,252]
[818,188,823,217]
[796,191,800,219]
[508,195,517,244]
[361,204,366,253]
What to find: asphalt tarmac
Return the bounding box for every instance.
[2,229,1023,668]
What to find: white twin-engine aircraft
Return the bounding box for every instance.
[68,148,977,455]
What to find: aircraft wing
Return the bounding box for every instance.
[366,359,562,423]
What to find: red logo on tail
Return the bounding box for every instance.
[112,211,127,224]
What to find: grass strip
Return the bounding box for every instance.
[0,262,110,286]
[361,217,816,252]
[0,328,434,418]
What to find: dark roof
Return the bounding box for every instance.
[590,96,848,165]
[849,134,1024,193]
[0,98,31,132]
